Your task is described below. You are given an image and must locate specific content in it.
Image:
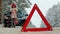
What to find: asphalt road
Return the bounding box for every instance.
[0,24,60,34]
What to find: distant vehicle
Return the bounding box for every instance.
[16,9,28,26]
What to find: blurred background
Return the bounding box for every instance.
[0,0,60,28]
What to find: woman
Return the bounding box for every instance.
[10,2,18,27]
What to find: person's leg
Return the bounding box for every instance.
[11,18,15,27]
[13,18,17,27]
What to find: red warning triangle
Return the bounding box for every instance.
[21,4,53,32]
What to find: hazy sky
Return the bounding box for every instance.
[25,0,60,27]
